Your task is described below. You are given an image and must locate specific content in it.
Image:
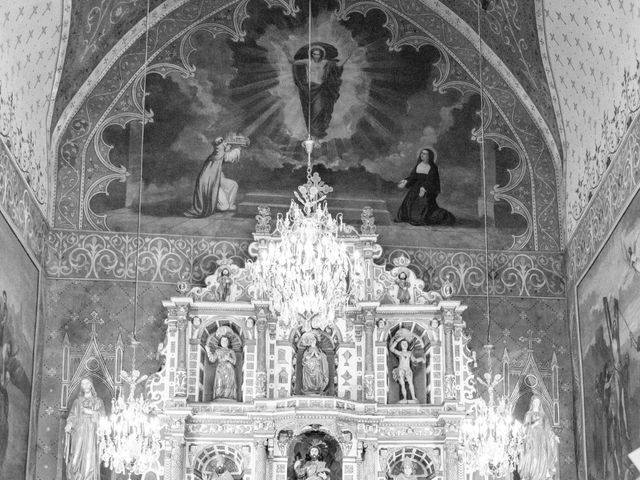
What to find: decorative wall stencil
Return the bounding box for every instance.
[50,0,165,129]
[45,230,251,284]
[44,228,564,298]
[0,143,47,263]
[538,0,640,235]
[0,211,43,480]
[0,0,71,214]
[566,115,640,280]
[36,279,171,480]
[51,0,561,252]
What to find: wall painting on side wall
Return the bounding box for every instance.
[0,212,41,480]
[577,189,640,480]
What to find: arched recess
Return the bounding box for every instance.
[385,446,438,479]
[51,0,561,250]
[192,444,245,479]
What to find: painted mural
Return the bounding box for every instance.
[90,1,526,249]
[0,212,40,479]
[577,189,640,480]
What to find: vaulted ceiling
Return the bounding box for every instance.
[1,0,639,240]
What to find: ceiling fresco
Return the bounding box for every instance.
[0,0,70,215]
[49,0,562,252]
[49,0,562,147]
[538,0,640,236]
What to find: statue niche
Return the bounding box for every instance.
[288,430,343,480]
[387,326,429,404]
[202,324,244,402]
[385,447,437,480]
[292,329,337,396]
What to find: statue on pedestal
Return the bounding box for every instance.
[207,327,238,400]
[300,332,329,395]
[518,396,559,480]
[389,333,425,403]
[395,272,411,304]
[215,268,233,302]
[64,377,105,480]
[294,444,331,480]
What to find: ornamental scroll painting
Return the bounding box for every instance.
[94,2,526,250]
[577,189,640,480]
[0,213,39,480]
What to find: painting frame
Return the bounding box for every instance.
[574,182,640,479]
[0,203,44,480]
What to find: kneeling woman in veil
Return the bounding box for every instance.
[396,147,455,226]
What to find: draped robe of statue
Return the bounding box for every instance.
[209,343,237,400]
[301,340,329,394]
[65,391,105,480]
[518,398,558,480]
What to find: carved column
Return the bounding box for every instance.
[176,314,188,398]
[164,298,192,401]
[445,442,460,480]
[169,441,185,480]
[363,441,377,477]
[255,305,269,399]
[362,304,378,401]
[254,440,268,480]
[442,306,456,401]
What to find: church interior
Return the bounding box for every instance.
[0,0,639,479]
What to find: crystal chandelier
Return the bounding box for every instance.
[98,356,164,477]
[252,138,355,334]
[460,346,524,477]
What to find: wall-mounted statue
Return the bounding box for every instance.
[215,267,233,302]
[389,334,426,403]
[64,377,106,480]
[518,396,559,480]
[300,332,329,395]
[395,272,411,304]
[294,443,331,480]
[207,327,239,400]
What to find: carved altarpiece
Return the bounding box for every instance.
[144,211,478,480]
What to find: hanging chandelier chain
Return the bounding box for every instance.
[131,0,152,342]
[476,0,492,347]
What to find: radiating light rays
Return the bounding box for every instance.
[243,99,285,138]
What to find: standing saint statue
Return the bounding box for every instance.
[300,332,329,395]
[395,271,411,304]
[294,444,331,480]
[518,396,559,480]
[207,333,237,400]
[184,134,248,218]
[64,377,105,480]
[285,43,352,139]
[389,336,425,403]
[215,267,233,302]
